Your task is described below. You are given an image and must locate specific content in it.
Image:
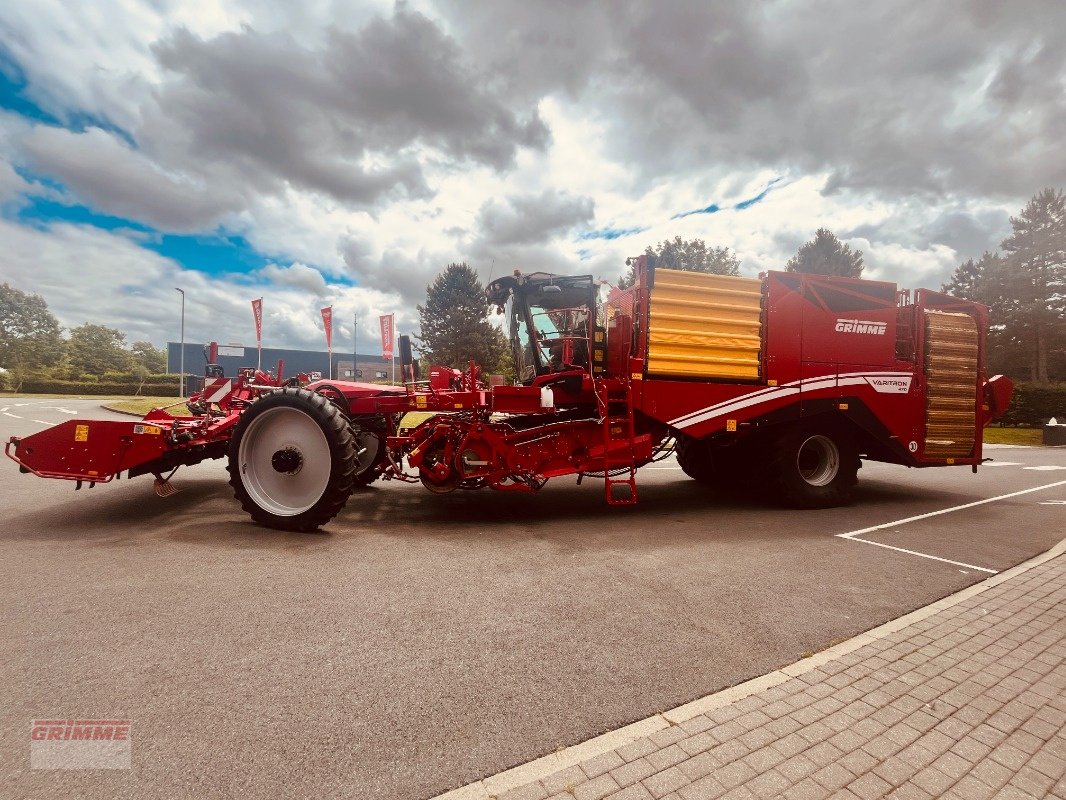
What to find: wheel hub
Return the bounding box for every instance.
[271,446,304,474]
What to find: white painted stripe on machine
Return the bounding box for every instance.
[669,371,914,429]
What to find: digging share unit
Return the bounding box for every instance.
[7,256,1014,531]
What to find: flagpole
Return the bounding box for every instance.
[353,312,357,381]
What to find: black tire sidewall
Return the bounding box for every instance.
[770,426,858,508]
[227,387,356,530]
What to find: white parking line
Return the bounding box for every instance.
[1023,465,1066,471]
[32,420,54,426]
[843,538,998,574]
[836,480,1066,540]
[42,406,77,415]
[836,480,1066,574]
[3,411,22,419]
[981,461,1022,467]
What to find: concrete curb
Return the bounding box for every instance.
[429,537,1066,800]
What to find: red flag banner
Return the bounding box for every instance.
[379,314,395,360]
[251,298,263,347]
[321,306,333,350]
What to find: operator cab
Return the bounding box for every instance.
[488,271,596,385]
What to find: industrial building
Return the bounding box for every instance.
[166,342,395,389]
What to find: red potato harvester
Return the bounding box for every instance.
[7,255,1013,531]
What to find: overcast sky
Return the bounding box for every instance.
[1,0,1063,353]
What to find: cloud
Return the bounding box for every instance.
[1,0,1063,347]
[475,189,594,247]
[258,263,330,296]
[21,125,245,231]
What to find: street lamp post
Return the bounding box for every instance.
[175,288,185,398]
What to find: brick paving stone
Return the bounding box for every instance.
[885,782,934,799]
[970,756,1014,791]
[677,775,726,800]
[781,776,830,800]
[651,727,687,749]
[583,751,627,779]
[837,748,878,777]
[737,726,775,752]
[712,760,757,790]
[605,785,654,800]
[642,767,688,799]
[810,761,854,792]
[846,771,893,800]
[542,764,587,795]
[619,737,660,763]
[947,774,997,800]
[647,743,689,772]
[677,753,716,782]
[775,754,818,783]
[612,757,658,788]
[574,773,622,800]
[909,766,956,797]
[680,716,715,736]
[743,768,790,798]
[499,783,549,800]
[872,755,919,788]
[679,732,717,757]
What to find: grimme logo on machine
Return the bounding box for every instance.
[835,318,887,335]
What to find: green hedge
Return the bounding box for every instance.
[14,378,181,396]
[997,381,1066,427]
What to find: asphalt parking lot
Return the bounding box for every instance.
[2,398,1064,799]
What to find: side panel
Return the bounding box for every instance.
[646,269,762,380]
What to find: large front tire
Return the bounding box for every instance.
[228,388,357,531]
[765,427,859,508]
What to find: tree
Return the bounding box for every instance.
[130,341,167,374]
[785,228,864,277]
[67,324,133,378]
[417,263,509,371]
[942,253,997,300]
[0,283,65,391]
[619,236,741,288]
[993,188,1066,383]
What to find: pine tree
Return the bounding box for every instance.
[942,255,990,300]
[996,188,1066,383]
[785,228,864,277]
[417,263,508,371]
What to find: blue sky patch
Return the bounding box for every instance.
[576,225,649,241]
[734,177,785,210]
[673,177,786,219]
[0,47,135,145]
[672,203,721,220]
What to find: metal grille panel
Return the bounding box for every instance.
[647,269,762,380]
[924,310,978,459]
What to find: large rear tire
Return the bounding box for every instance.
[764,426,859,508]
[228,388,357,531]
[676,436,717,485]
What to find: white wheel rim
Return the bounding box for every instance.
[238,406,332,516]
[796,434,839,487]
